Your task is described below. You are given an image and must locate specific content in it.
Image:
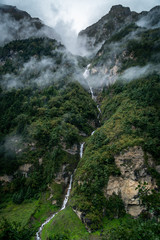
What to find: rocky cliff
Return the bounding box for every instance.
[78,5,141,50]
[104,146,157,217]
[0,4,60,46]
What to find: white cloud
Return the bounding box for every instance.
[0,0,159,54]
[120,64,160,82]
[1,0,159,33]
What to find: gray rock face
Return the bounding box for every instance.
[19,164,33,177]
[0,4,31,20]
[78,4,159,51]
[109,5,131,17]
[104,146,157,217]
[55,164,70,185]
[62,144,78,155]
[78,5,139,49]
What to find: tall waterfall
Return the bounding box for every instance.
[36,64,101,239]
[36,142,86,239]
[36,176,73,239]
[83,64,101,133]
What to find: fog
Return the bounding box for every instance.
[0,0,159,54]
[0,10,60,46]
[0,1,160,90]
[1,49,88,90]
[120,64,160,82]
[137,6,160,29]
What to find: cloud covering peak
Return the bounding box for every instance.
[0,0,160,54]
[1,0,160,33]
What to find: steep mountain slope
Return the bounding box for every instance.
[0,4,160,240]
[0,4,60,46]
[79,5,160,88]
[78,5,160,50]
[0,27,98,239]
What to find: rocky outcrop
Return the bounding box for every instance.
[55,164,70,185]
[78,5,139,49]
[62,143,78,155]
[0,174,13,183]
[19,163,33,177]
[104,146,157,217]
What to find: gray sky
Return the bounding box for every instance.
[1,0,160,33]
[1,0,160,54]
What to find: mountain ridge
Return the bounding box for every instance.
[0,3,160,240]
[78,4,160,50]
[0,4,61,46]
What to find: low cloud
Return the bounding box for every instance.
[137,6,160,29]
[1,49,88,90]
[1,0,159,54]
[120,64,160,82]
[0,10,60,47]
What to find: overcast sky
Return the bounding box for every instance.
[0,0,160,54]
[1,0,160,33]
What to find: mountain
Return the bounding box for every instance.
[0,4,60,46]
[78,5,139,49]
[78,5,160,88]
[0,4,160,240]
[78,5,160,52]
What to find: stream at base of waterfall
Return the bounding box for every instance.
[36,64,100,239]
[36,143,85,240]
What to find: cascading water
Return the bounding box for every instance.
[36,177,73,239]
[91,130,95,135]
[36,143,85,239]
[80,142,85,158]
[36,65,100,239]
[83,64,101,132]
[83,64,91,79]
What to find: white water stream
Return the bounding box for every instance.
[80,142,85,159]
[36,64,100,239]
[36,175,73,240]
[83,63,101,133]
[36,142,85,240]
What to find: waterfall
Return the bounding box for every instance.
[36,143,86,239]
[83,64,91,79]
[36,65,101,239]
[80,143,85,158]
[97,104,101,114]
[36,175,73,240]
[83,64,101,123]
[91,130,95,135]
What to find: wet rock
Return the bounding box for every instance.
[104,146,157,217]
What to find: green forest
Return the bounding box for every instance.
[0,3,160,240]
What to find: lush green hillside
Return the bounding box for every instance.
[0,38,98,239]
[70,74,160,230]
[0,4,160,240]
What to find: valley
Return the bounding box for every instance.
[0,3,160,240]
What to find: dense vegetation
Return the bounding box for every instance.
[0,81,98,201]
[0,37,98,238]
[1,5,160,240]
[70,74,160,230]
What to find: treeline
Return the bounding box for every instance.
[0,81,98,205]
